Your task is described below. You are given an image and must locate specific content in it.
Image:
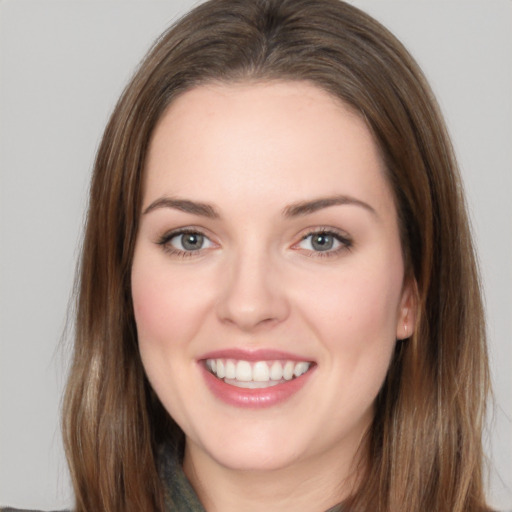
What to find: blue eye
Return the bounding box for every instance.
[297,231,351,253]
[158,230,213,255]
[172,232,210,251]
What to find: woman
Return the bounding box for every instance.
[2,0,494,511]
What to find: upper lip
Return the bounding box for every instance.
[199,348,315,362]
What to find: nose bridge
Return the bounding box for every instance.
[217,238,289,330]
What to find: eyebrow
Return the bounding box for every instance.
[142,194,377,219]
[143,197,220,218]
[282,195,377,218]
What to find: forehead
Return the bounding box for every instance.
[149,81,370,162]
[144,81,392,215]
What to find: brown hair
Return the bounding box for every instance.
[63,0,491,510]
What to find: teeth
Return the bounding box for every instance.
[253,361,270,382]
[225,360,236,379]
[236,360,252,381]
[294,362,309,377]
[283,361,294,380]
[226,380,282,389]
[206,358,312,384]
[217,359,225,379]
[270,361,283,380]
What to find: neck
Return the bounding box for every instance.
[182,439,365,512]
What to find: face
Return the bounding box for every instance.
[131,81,414,477]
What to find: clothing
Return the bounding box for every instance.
[159,441,207,511]
[0,443,343,511]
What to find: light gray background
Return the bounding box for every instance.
[0,1,510,510]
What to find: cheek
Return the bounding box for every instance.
[303,270,401,337]
[131,253,212,355]
[295,255,403,374]
[302,263,403,420]
[131,275,181,349]
[130,251,214,423]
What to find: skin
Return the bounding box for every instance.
[131,81,416,512]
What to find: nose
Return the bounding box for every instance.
[216,247,290,331]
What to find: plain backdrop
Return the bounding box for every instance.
[0,1,510,510]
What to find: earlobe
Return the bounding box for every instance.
[402,307,409,339]
[397,280,418,340]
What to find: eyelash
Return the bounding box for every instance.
[156,227,353,259]
[157,229,214,258]
[294,228,353,258]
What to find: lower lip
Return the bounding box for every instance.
[201,364,315,408]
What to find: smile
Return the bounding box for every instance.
[206,358,312,388]
[200,352,316,408]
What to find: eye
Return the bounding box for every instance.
[295,230,352,255]
[171,232,211,251]
[158,229,214,256]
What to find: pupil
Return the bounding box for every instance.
[312,234,333,251]
[182,233,203,250]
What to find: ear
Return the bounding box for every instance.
[396,278,418,340]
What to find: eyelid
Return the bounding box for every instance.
[291,227,353,256]
[156,227,218,257]
[155,225,352,258]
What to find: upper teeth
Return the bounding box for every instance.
[206,359,311,382]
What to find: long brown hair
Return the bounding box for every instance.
[63,1,491,510]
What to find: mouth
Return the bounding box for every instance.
[204,358,314,389]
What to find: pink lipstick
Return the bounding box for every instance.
[199,349,316,408]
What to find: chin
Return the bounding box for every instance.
[188,425,309,472]
[210,444,303,472]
